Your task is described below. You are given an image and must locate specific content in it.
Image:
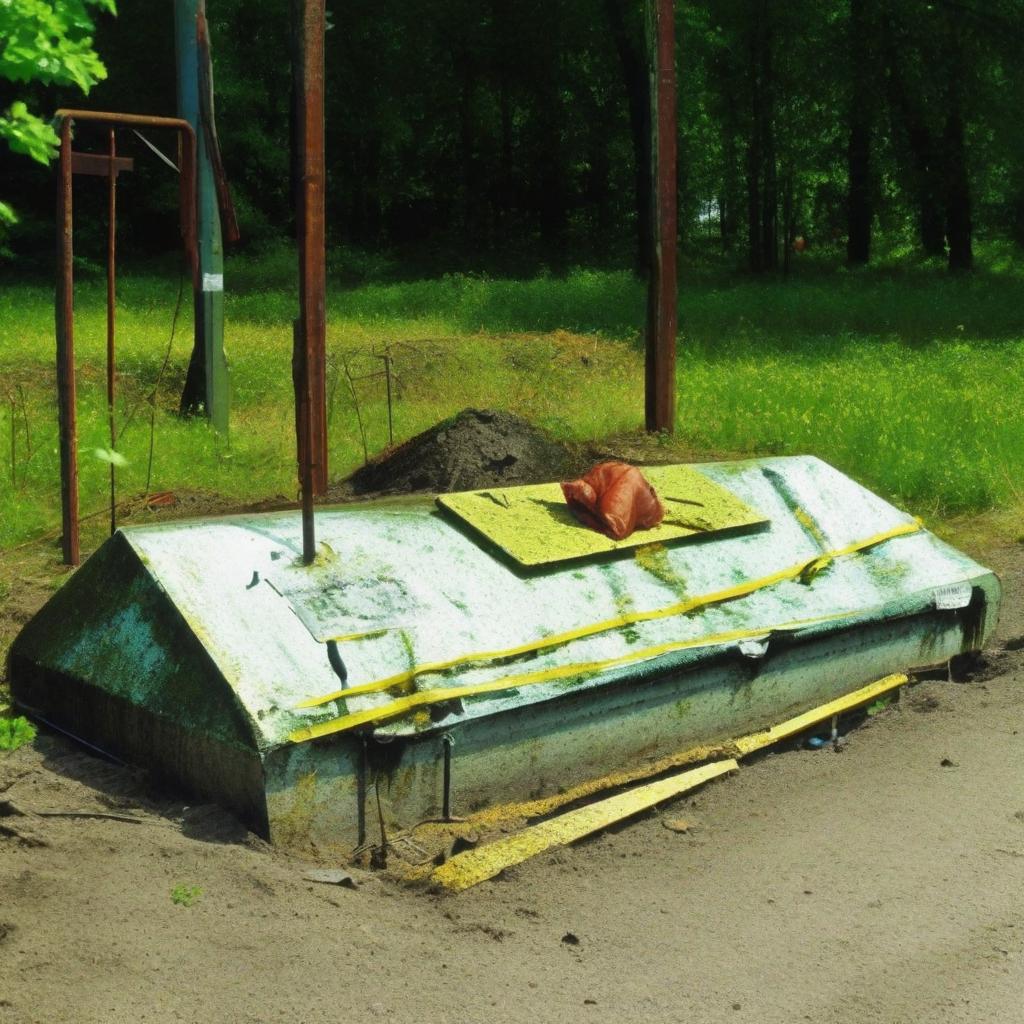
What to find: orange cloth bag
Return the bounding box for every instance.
[560,461,665,540]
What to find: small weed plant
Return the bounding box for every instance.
[0,715,36,752]
[170,884,202,907]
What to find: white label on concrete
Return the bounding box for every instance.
[933,582,973,610]
[202,273,224,292]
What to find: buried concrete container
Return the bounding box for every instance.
[8,456,1000,850]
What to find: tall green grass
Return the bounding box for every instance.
[1,252,1022,550]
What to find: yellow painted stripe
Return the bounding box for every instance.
[431,759,739,892]
[295,519,922,711]
[289,610,855,743]
[732,672,908,755]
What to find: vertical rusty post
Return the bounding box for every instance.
[644,0,678,434]
[292,0,328,563]
[107,128,118,536]
[56,117,80,566]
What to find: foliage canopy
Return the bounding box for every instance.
[0,0,115,224]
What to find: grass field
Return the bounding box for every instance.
[1,248,1023,551]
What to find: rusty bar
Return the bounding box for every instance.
[56,118,79,565]
[292,320,316,562]
[55,109,197,132]
[644,0,678,434]
[107,128,118,536]
[293,0,328,504]
[293,0,327,563]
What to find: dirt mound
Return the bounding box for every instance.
[343,409,582,496]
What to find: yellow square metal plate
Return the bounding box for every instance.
[437,464,767,567]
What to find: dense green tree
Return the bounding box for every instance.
[1,0,1022,274]
[0,0,115,229]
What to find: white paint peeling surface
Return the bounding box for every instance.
[119,456,999,749]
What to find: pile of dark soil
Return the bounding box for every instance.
[339,408,585,497]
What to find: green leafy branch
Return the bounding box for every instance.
[1,0,116,213]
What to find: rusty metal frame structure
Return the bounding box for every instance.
[55,109,198,566]
[49,3,673,568]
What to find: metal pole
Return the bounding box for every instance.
[293,0,327,563]
[174,0,229,434]
[107,128,118,536]
[644,0,678,434]
[56,118,80,566]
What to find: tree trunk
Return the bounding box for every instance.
[1012,189,1024,249]
[746,24,763,272]
[456,45,484,245]
[605,0,652,274]
[759,3,778,271]
[719,116,741,249]
[846,0,872,265]
[942,23,972,272]
[943,107,972,271]
[587,100,614,240]
[882,18,945,257]
[746,0,777,273]
[782,169,793,278]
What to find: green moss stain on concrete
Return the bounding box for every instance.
[600,565,641,644]
[671,698,693,719]
[634,543,688,597]
[794,507,828,550]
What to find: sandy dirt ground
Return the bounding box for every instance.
[1,535,1023,1024]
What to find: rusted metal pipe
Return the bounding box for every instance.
[107,128,118,537]
[56,117,79,566]
[53,110,199,566]
[292,0,328,563]
[644,0,678,434]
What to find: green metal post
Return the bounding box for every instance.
[174,0,229,434]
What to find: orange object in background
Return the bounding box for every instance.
[561,462,665,540]
[793,235,807,253]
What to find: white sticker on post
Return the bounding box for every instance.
[202,273,224,293]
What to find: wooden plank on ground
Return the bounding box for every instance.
[733,673,908,756]
[431,758,738,893]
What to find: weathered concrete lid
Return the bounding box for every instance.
[10,456,999,762]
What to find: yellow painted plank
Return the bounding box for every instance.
[431,759,739,892]
[436,465,767,567]
[733,672,909,756]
